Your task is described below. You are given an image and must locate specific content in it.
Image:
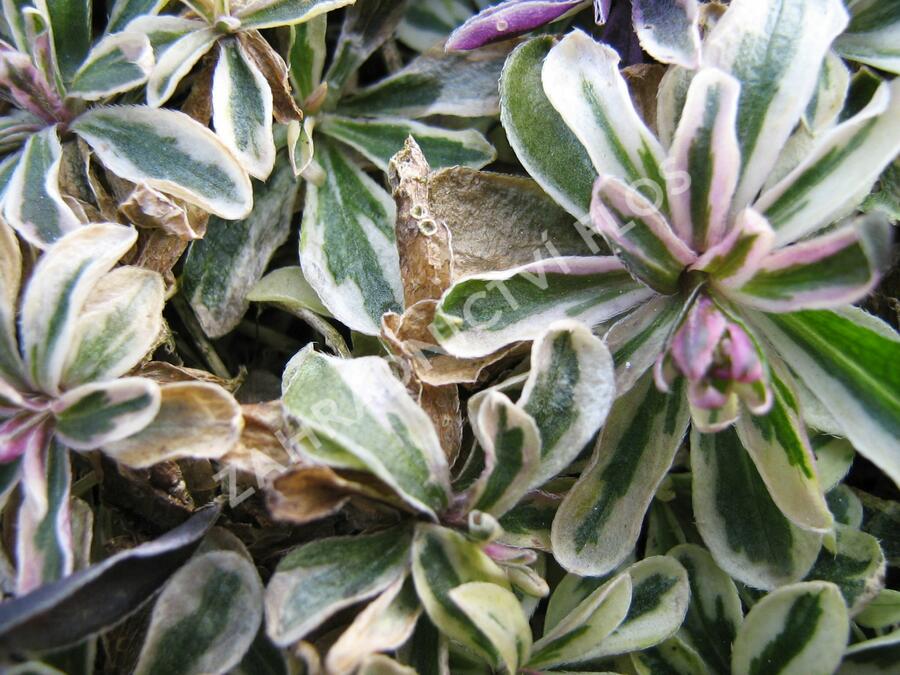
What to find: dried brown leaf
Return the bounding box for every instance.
[239,30,303,124]
[623,63,667,135]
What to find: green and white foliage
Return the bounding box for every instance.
[835,0,900,74]
[432,0,900,588]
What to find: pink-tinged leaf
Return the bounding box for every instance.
[446,1,589,51]
[726,212,892,313]
[689,393,739,433]
[667,68,741,251]
[0,42,66,125]
[687,378,729,411]
[669,297,727,383]
[16,431,72,595]
[591,175,696,294]
[695,208,775,289]
[0,412,48,463]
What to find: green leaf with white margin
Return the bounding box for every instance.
[212,39,275,180]
[69,32,154,100]
[299,140,402,335]
[828,485,863,529]
[703,0,848,211]
[735,363,833,533]
[318,115,495,171]
[468,391,540,517]
[749,307,900,486]
[134,551,263,675]
[552,372,690,576]
[839,628,900,675]
[339,45,510,119]
[281,347,451,517]
[691,426,823,590]
[518,320,615,491]
[396,0,473,52]
[542,30,668,206]
[3,126,81,248]
[431,257,654,359]
[527,573,632,670]
[411,523,514,670]
[38,0,90,83]
[500,37,596,221]
[447,582,532,673]
[497,477,569,552]
[266,527,412,646]
[236,0,355,31]
[576,556,691,664]
[855,588,900,629]
[107,0,168,34]
[16,436,71,594]
[731,581,848,675]
[756,78,900,247]
[669,544,742,674]
[144,23,217,107]
[835,0,900,75]
[632,0,701,69]
[52,377,161,450]
[20,223,136,395]
[102,381,242,467]
[72,105,253,220]
[814,435,855,492]
[183,156,296,338]
[805,523,885,615]
[288,14,326,102]
[605,295,682,395]
[631,635,709,675]
[248,265,331,317]
[0,216,24,387]
[60,266,165,389]
[803,51,850,133]
[327,576,421,675]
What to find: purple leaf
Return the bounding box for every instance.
[446,0,589,51]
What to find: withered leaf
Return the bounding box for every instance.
[239,30,303,124]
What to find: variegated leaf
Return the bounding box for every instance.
[691,426,823,590]
[605,295,681,394]
[590,175,696,294]
[69,31,154,100]
[814,435,855,492]
[839,629,900,675]
[281,347,451,517]
[107,0,168,34]
[144,23,216,108]
[288,14,326,103]
[631,634,708,675]
[411,523,513,670]
[828,484,863,529]
[542,30,667,203]
[16,434,71,594]
[703,0,849,210]
[134,551,263,675]
[339,45,510,119]
[39,0,90,83]
[0,216,24,387]
[397,0,473,52]
[61,266,165,388]
[669,544,742,674]
[835,0,900,75]
[749,307,900,486]
[756,78,900,246]
[447,581,532,673]
[498,477,569,551]
[735,364,833,533]
[3,126,80,248]
[855,589,900,629]
[73,106,253,220]
[731,581,848,675]
[632,0,701,68]
[212,39,275,180]
[577,556,691,663]
[52,378,161,450]
[519,320,615,490]
[468,391,540,517]
[247,265,330,317]
[20,223,136,395]
[552,372,689,576]
[666,67,740,252]
[183,156,296,338]
[299,140,402,335]
[806,523,885,615]
[528,572,632,670]
[327,577,421,675]
[318,115,495,171]
[803,51,850,133]
[236,0,355,31]
[500,37,596,220]
[698,208,775,290]
[432,256,654,359]
[445,0,588,51]
[101,382,242,467]
[266,527,412,646]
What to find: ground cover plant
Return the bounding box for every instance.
[0,1,898,673]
